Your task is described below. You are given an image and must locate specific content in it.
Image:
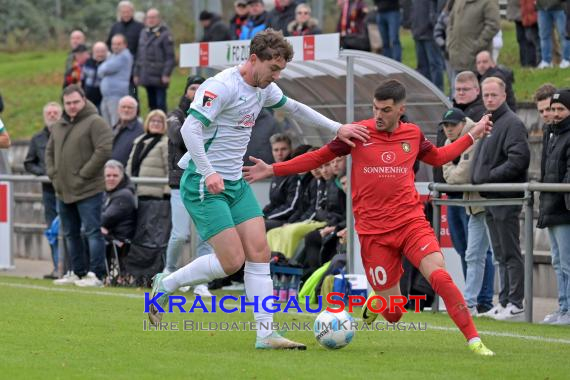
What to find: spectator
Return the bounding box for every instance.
[446,0,500,74]
[263,133,301,231]
[24,102,63,279]
[65,30,86,74]
[535,83,557,133]
[433,0,454,95]
[230,0,250,40]
[125,109,171,286]
[101,159,137,242]
[537,87,570,325]
[47,85,113,287]
[199,11,232,42]
[338,0,370,51]
[471,77,530,321]
[240,0,269,40]
[82,42,108,110]
[507,0,532,67]
[164,75,213,296]
[520,0,541,68]
[267,0,298,35]
[374,0,402,61]
[63,44,90,88]
[99,34,133,128]
[536,0,570,68]
[0,116,9,148]
[107,1,144,58]
[475,50,517,111]
[134,8,176,112]
[440,108,495,315]
[287,3,322,36]
[411,0,444,91]
[111,96,143,166]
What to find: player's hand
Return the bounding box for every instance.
[205,172,224,194]
[337,124,369,147]
[243,156,274,183]
[470,114,493,140]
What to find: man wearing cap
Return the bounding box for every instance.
[230,0,250,40]
[240,0,269,40]
[163,75,213,297]
[537,89,570,325]
[64,44,90,88]
[440,108,495,316]
[471,76,530,321]
[199,11,232,42]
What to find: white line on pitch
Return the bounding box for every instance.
[2,281,569,345]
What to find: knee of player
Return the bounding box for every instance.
[223,256,245,275]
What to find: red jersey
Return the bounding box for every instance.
[273,119,474,235]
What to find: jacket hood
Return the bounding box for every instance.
[287,18,319,33]
[62,100,99,124]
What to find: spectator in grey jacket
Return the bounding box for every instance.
[134,8,176,112]
[24,102,63,279]
[471,77,530,321]
[111,96,143,166]
[99,34,133,127]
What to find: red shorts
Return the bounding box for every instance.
[359,217,441,291]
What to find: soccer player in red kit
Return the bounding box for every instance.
[243,79,495,356]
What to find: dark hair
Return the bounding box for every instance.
[374,79,406,103]
[62,84,85,98]
[250,29,294,62]
[534,83,557,103]
[291,144,313,158]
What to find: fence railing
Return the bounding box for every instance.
[429,182,570,323]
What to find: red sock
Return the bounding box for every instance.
[381,308,403,323]
[429,269,478,341]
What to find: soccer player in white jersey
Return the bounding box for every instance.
[148,29,369,349]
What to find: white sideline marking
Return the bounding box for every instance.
[2,281,570,345]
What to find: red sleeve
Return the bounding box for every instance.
[417,133,474,167]
[273,139,350,176]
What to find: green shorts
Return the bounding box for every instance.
[180,170,263,241]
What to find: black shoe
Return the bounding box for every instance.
[476,304,493,314]
[208,277,232,290]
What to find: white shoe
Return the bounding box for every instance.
[193,284,213,297]
[481,303,505,319]
[560,59,570,69]
[537,61,553,69]
[179,286,191,293]
[551,312,570,325]
[53,271,80,285]
[495,303,525,321]
[468,305,479,317]
[542,310,564,324]
[74,272,103,287]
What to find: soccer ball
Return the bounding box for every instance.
[313,309,356,349]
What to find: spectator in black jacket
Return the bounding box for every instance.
[101,159,137,242]
[82,42,108,110]
[471,76,530,321]
[199,11,232,42]
[263,133,301,231]
[475,50,517,111]
[230,0,250,40]
[267,0,298,35]
[537,88,570,325]
[107,1,144,58]
[111,96,143,167]
[24,102,63,279]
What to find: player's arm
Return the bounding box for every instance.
[265,86,369,147]
[419,115,491,167]
[243,139,350,182]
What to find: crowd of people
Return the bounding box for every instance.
[0,1,569,336]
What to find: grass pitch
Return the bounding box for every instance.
[1,276,569,380]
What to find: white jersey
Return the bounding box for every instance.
[181,66,286,180]
[0,117,5,133]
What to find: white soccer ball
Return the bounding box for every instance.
[313,309,356,349]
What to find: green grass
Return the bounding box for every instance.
[1,276,569,379]
[1,21,570,139]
